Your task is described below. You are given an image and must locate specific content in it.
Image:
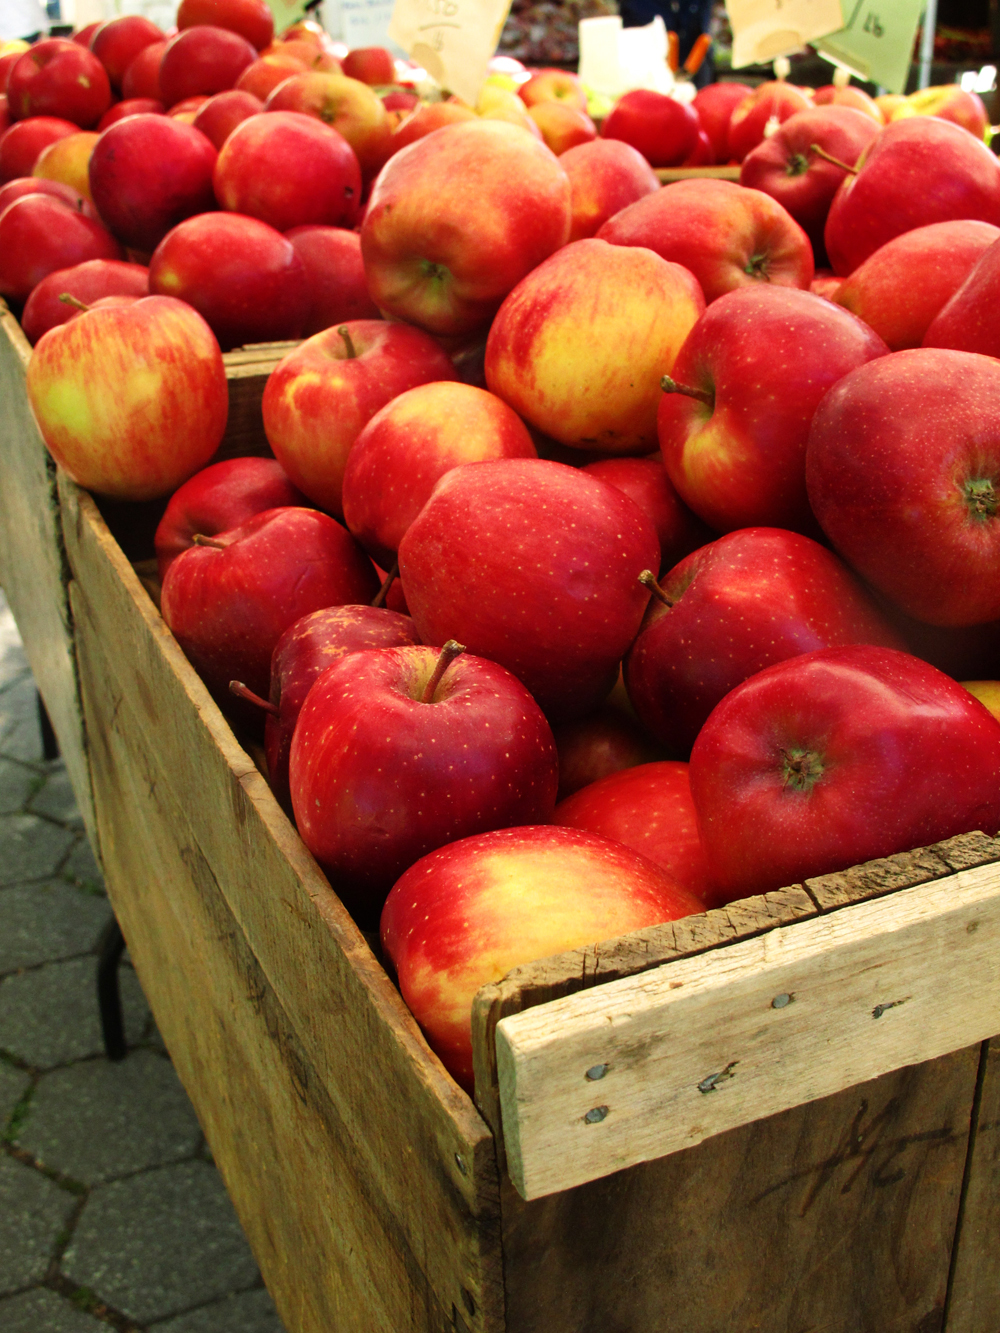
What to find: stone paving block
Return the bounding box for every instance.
[29,766,84,829]
[0,1153,78,1295]
[0,882,112,974]
[154,1285,287,1332]
[0,957,149,1068]
[0,1285,105,1332]
[0,813,76,887]
[0,675,44,763]
[0,1060,30,1127]
[19,1051,202,1184]
[60,837,104,893]
[0,758,41,816]
[63,1160,261,1324]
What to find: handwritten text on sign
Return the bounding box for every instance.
[813,0,924,92]
[389,0,512,105]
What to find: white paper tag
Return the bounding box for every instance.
[389,0,513,106]
[726,0,844,67]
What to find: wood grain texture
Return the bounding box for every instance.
[501,1045,979,1333]
[0,303,96,844]
[217,343,297,462]
[656,165,742,182]
[945,1036,1000,1332]
[61,482,503,1333]
[496,863,1000,1199]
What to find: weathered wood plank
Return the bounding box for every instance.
[0,303,96,844]
[656,165,742,182]
[496,864,1000,1199]
[945,1036,1000,1332]
[501,1045,979,1333]
[61,481,503,1333]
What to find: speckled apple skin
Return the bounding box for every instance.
[289,647,559,922]
[380,824,704,1092]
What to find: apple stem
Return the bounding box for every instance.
[809,143,859,174]
[58,293,91,312]
[371,558,399,608]
[639,569,674,608]
[191,533,227,549]
[338,325,358,359]
[422,639,465,703]
[229,680,279,715]
[661,375,713,406]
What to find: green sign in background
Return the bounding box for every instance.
[813,0,925,91]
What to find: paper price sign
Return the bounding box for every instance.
[265,0,313,28]
[389,0,512,105]
[726,0,844,68]
[813,0,924,93]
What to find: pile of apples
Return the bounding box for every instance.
[10,3,1000,1092]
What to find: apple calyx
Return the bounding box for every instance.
[58,292,91,313]
[338,325,358,359]
[191,534,228,549]
[422,639,465,703]
[809,143,859,175]
[372,558,399,608]
[638,569,674,608]
[229,680,279,715]
[964,477,999,522]
[786,152,810,178]
[780,746,825,794]
[661,374,713,407]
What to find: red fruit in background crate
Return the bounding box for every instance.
[922,235,1000,358]
[340,46,395,85]
[559,137,659,243]
[689,645,1000,899]
[121,41,166,101]
[191,89,262,149]
[285,226,380,335]
[692,81,751,163]
[21,258,149,344]
[601,88,699,168]
[289,644,560,922]
[91,16,164,91]
[0,117,78,183]
[7,40,112,128]
[158,26,257,108]
[177,0,275,51]
[380,824,704,1091]
[727,81,811,163]
[0,193,122,302]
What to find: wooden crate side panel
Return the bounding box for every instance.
[501,1045,979,1333]
[945,1036,1000,1332]
[0,307,95,843]
[73,591,467,1333]
[60,485,503,1333]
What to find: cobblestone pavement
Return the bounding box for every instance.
[0,596,288,1332]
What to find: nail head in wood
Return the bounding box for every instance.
[585,1064,608,1081]
[771,993,793,1009]
[454,1152,467,1175]
[584,1105,609,1124]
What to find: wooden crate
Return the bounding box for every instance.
[3,303,1000,1333]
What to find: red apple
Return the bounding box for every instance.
[21,257,148,344]
[551,700,661,799]
[88,114,217,253]
[0,175,90,217]
[97,98,166,130]
[581,455,712,570]
[836,220,1000,350]
[0,96,10,137]
[161,506,380,700]
[528,100,596,155]
[177,0,275,50]
[896,85,989,140]
[598,178,814,303]
[692,81,752,163]
[264,40,341,73]
[342,382,537,566]
[154,455,307,580]
[167,96,211,123]
[261,604,419,808]
[148,211,310,351]
[0,116,78,182]
[7,39,112,128]
[380,824,703,1091]
[739,107,881,250]
[91,16,163,91]
[601,88,700,168]
[519,68,588,113]
[341,46,395,85]
[234,53,308,101]
[26,293,227,500]
[263,71,391,181]
[813,84,883,123]
[361,119,571,339]
[285,225,380,335]
[811,269,842,299]
[397,458,660,719]
[485,238,704,455]
[381,89,418,113]
[0,192,122,301]
[190,88,261,147]
[554,761,720,906]
[290,644,560,921]
[387,100,476,154]
[32,129,98,201]
[121,40,166,101]
[824,117,1000,276]
[0,52,24,95]
[658,285,888,532]
[806,348,1000,626]
[680,128,714,166]
[624,526,902,755]
[559,137,659,243]
[213,109,360,231]
[73,23,103,48]
[922,234,1000,358]
[262,320,457,516]
[690,644,1000,898]
[727,81,812,162]
[158,25,257,108]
